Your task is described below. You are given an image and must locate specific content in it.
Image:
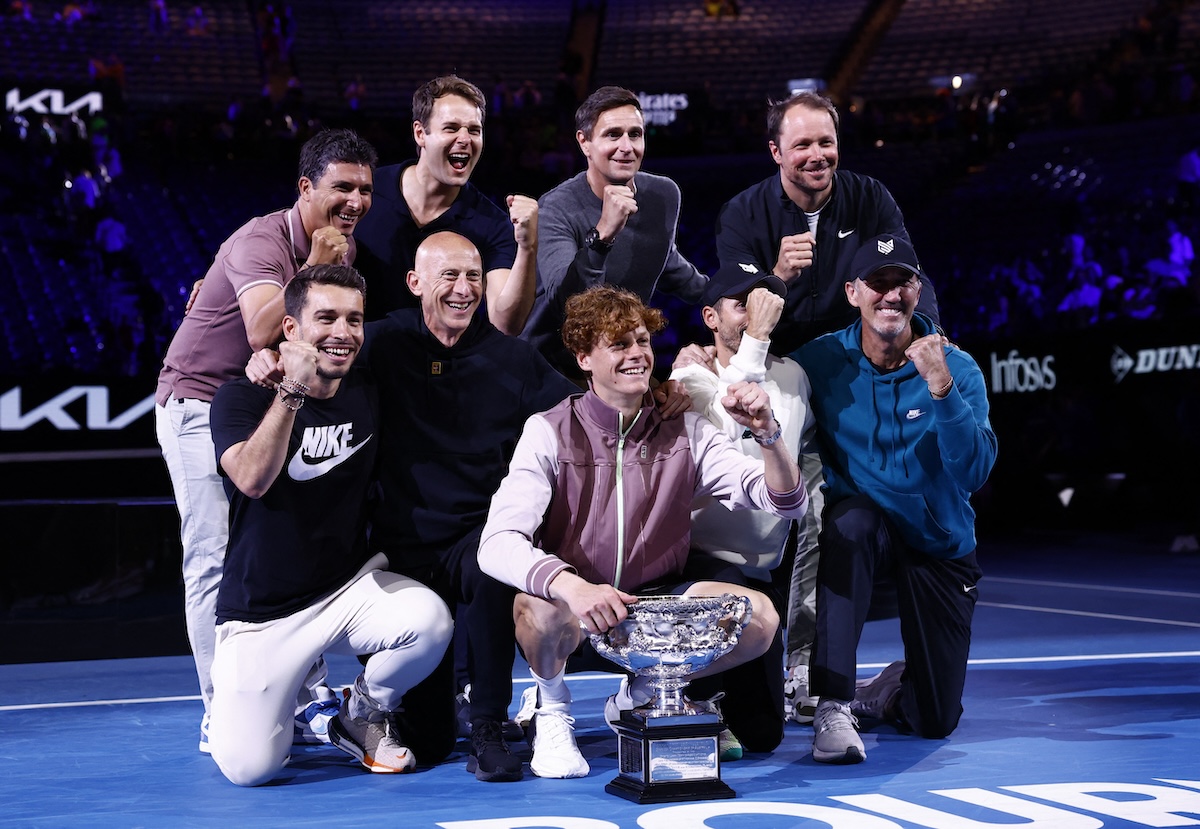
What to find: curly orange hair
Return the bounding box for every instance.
[561,285,667,356]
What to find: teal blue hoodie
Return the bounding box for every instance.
[794,313,997,560]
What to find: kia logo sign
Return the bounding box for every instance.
[6,87,104,116]
[0,386,152,431]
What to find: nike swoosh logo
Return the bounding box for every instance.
[837,229,856,238]
[906,409,925,420]
[963,584,977,593]
[287,435,372,482]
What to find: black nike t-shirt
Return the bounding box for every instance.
[209,369,380,623]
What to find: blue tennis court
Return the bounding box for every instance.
[2,528,1197,828]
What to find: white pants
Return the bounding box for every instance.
[155,399,227,712]
[209,556,454,786]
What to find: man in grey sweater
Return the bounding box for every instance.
[521,86,708,377]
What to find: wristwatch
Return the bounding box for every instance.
[584,227,613,253]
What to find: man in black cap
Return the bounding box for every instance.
[671,262,826,745]
[795,234,996,765]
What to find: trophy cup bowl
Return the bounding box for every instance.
[590,593,752,718]
[588,593,752,804]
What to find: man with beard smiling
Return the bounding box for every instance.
[206,265,452,786]
[669,263,825,747]
[353,75,538,334]
[715,91,940,358]
[523,86,708,378]
[155,128,377,754]
[795,235,995,765]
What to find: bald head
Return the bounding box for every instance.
[406,231,485,347]
[414,231,482,273]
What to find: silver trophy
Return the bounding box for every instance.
[589,593,752,803]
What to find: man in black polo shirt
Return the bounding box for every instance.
[353,74,538,334]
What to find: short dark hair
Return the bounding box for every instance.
[285,264,366,318]
[766,91,839,145]
[575,86,642,139]
[412,75,486,128]
[297,128,378,185]
[562,285,666,356]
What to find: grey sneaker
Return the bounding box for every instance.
[812,698,865,764]
[783,665,818,725]
[851,660,904,723]
[328,697,416,774]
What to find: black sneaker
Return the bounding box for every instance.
[457,686,525,742]
[466,717,524,782]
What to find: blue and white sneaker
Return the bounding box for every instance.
[199,713,212,754]
[295,697,342,745]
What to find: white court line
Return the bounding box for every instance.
[965,651,1200,666]
[3,654,1198,713]
[1,694,200,712]
[978,600,1200,628]
[987,575,1200,600]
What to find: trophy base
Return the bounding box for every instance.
[605,775,736,805]
[605,712,737,804]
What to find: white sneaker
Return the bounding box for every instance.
[529,705,589,779]
[784,665,818,725]
[198,712,211,754]
[603,676,654,733]
[514,685,538,728]
[294,697,341,745]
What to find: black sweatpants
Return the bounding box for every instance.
[811,494,981,739]
[387,525,518,762]
[670,554,786,753]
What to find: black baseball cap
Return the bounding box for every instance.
[701,262,788,307]
[850,235,922,283]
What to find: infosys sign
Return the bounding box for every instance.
[989,349,1056,393]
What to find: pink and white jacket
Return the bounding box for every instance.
[478,389,807,599]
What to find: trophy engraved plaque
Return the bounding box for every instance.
[590,594,752,803]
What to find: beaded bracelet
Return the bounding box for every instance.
[277,388,305,411]
[278,376,310,397]
[753,420,783,446]
[930,377,954,400]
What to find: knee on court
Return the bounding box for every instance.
[737,719,784,753]
[910,702,964,740]
[213,743,288,787]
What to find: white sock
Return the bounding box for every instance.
[531,666,571,709]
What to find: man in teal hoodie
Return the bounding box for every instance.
[794,234,997,765]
